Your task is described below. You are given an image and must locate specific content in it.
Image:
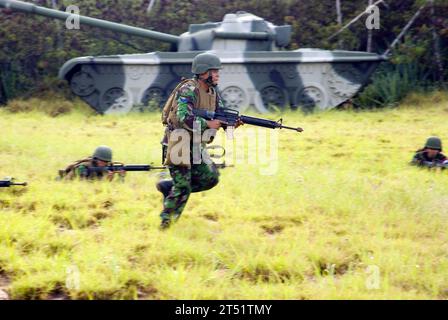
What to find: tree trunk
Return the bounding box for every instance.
[429,0,445,86]
[367,0,373,52]
[51,0,63,50]
[147,0,157,14]
[335,0,343,49]
[383,3,427,56]
[0,69,7,106]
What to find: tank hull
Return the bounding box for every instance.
[60,50,385,114]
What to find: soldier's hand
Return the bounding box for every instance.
[234,119,244,128]
[117,170,126,178]
[207,119,221,129]
[116,170,126,183]
[107,170,114,181]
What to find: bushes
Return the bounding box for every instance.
[3,96,93,117]
[353,62,437,108]
[400,90,448,108]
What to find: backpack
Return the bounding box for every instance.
[161,78,198,127]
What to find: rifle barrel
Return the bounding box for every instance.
[120,165,166,171]
[279,125,304,132]
[13,182,27,186]
[89,165,166,173]
[240,115,303,132]
[0,181,27,187]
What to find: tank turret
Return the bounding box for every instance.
[1,0,386,114]
[178,12,292,51]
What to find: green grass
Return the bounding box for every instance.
[1,93,448,300]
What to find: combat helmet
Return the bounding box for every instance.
[191,52,222,74]
[425,136,442,151]
[92,145,113,162]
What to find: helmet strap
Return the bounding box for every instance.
[206,71,216,87]
[197,71,215,88]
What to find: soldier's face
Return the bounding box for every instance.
[426,149,439,158]
[97,160,108,167]
[200,69,220,86]
[209,69,220,85]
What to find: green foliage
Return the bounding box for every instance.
[354,62,430,108]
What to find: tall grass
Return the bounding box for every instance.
[1,94,448,299]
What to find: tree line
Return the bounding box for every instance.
[0,0,446,106]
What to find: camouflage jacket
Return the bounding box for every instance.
[60,158,110,180]
[175,80,225,133]
[411,151,447,168]
[162,79,225,166]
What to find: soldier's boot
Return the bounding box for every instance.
[159,218,171,230]
[156,180,174,199]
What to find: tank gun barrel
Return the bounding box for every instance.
[0,0,180,44]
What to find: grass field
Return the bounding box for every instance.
[1,92,448,300]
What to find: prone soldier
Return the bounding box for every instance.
[59,145,126,181]
[411,136,448,168]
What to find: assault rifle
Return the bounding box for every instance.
[58,164,166,179]
[0,177,27,188]
[86,163,234,179]
[59,161,232,180]
[192,107,304,133]
[420,161,448,169]
[80,164,166,174]
[68,163,234,174]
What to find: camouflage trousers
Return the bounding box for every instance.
[160,162,219,222]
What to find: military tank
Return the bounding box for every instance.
[0,0,386,114]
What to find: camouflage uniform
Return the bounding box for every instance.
[411,137,447,168]
[59,146,118,180]
[411,150,447,168]
[160,80,223,224]
[61,158,109,180]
